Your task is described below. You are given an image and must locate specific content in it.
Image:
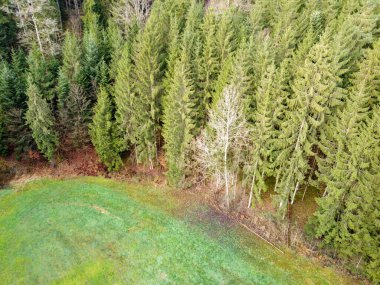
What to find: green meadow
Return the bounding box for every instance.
[0,177,354,284]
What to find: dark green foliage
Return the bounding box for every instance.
[130,1,168,166]
[25,77,58,161]
[0,9,17,58]
[57,32,90,147]
[27,46,59,103]
[79,0,109,103]
[313,43,380,280]
[244,63,276,207]
[113,42,134,150]
[275,40,342,216]
[89,87,122,171]
[163,58,194,186]
[0,49,31,155]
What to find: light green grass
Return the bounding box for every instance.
[0,177,354,284]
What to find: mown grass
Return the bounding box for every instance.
[0,177,354,284]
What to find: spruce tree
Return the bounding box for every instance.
[6,49,30,155]
[275,40,341,217]
[79,0,108,103]
[0,104,6,155]
[0,50,29,155]
[245,63,276,207]
[214,10,237,65]
[198,12,218,112]
[163,58,194,187]
[312,44,380,278]
[107,18,124,81]
[25,77,58,162]
[89,87,122,171]
[113,42,134,149]
[131,1,167,167]
[249,0,276,34]
[57,32,84,139]
[27,45,59,103]
[313,112,379,282]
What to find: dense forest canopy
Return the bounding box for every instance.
[0,0,379,282]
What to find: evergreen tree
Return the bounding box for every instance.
[131,1,167,167]
[163,58,194,186]
[89,87,122,171]
[0,103,6,155]
[107,18,124,81]
[57,32,83,129]
[245,63,276,207]
[27,45,59,103]
[198,12,218,112]
[313,111,379,281]
[113,42,134,150]
[0,7,17,57]
[275,40,341,217]
[180,1,204,133]
[214,10,237,65]
[6,49,30,155]
[249,0,276,34]
[0,49,30,155]
[79,0,108,103]
[25,77,58,162]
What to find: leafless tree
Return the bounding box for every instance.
[195,85,250,208]
[112,0,152,32]
[2,0,62,55]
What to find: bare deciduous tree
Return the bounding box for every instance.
[195,85,250,208]
[112,0,152,32]
[2,0,61,55]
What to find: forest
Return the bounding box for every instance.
[0,0,379,282]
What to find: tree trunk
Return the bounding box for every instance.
[28,0,44,53]
[291,181,300,205]
[56,0,63,30]
[287,193,291,246]
[224,143,229,208]
[247,160,258,208]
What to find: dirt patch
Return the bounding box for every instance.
[92,205,110,215]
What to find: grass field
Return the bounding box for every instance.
[0,177,355,284]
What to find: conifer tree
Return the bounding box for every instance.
[198,12,218,112]
[163,58,194,186]
[275,40,341,217]
[79,0,108,103]
[89,87,122,171]
[0,104,6,155]
[113,42,134,149]
[57,32,83,126]
[27,45,59,103]
[272,0,309,65]
[317,39,380,194]
[214,10,237,65]
[180,1,204,133]
[0,50,30,155]
[313,111,379,281]
[249,0,276,34]
[25,77,58,162]
[245,63,276,207]
[107,18,124,81]
[5,49,30,155]
[131,1,167,167]
[163,15,182,93]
